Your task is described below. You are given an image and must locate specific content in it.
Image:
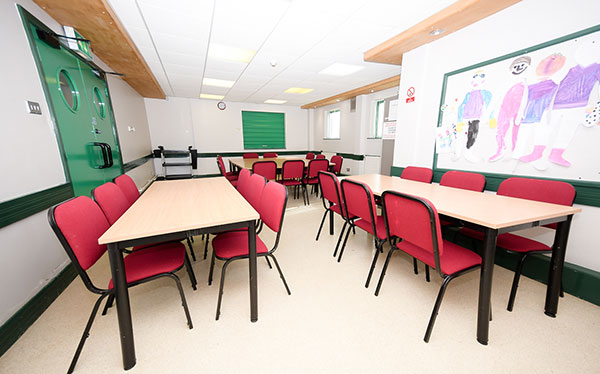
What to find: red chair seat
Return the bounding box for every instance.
[281,180,302,186]
[225,172,238,180]
[212,231,269,259]
[459,227,550,253]
[303,177,318,184]
[398,239,481,275]
[354,216,386,240]
[109,242,185,289]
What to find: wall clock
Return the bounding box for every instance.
[217,101,226,110]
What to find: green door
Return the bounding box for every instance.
[23,14,123,197]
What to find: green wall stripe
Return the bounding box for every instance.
[123,154,153,173]
[0,184,73,229]
[335,152,364,161]
[155,150,321,158]
[0,264,76,358]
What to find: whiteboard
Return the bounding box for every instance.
[435,25,600,183]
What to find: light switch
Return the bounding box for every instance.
[26,101,42,115]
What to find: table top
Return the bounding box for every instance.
[98,177,259,245]
[229,157,331,169]
[345,174,581,230]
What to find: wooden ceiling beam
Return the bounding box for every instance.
[364,0,522,65]
[34,0,165,99]
[301,75,400,109]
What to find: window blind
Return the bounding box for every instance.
[241,111,285,149]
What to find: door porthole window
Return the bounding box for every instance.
[92,86,106,118]
[57,69,79,112]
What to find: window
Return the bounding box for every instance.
[324,109,340,139]
[241,111,285,149]
[373,100,385,139]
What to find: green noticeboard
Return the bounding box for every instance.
[242,111,285,150]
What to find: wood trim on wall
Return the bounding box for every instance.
[33,0,165,99]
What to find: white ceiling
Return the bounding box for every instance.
[107,0,455,105]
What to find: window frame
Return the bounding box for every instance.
[323,109,341,140]
[371,99,385,139]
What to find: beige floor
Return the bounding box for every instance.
[1,192,599,374]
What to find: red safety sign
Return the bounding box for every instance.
[407,87,415,97]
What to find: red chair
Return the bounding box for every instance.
[236,168,252,195]
[303,159,329,201]
[338,179,388,288]
[316,171,357,249]
[48,196,193,373]
[263,152,278,158]
[400,166,433,183]
[217,155,238,187]
[279,159,307,205]
[316,154,326,159]
[375,191,482,342]
[243,153,259,159]
[209,181,290,320]
[114,174,140,205]
[253,161,277,181]
[440,170,486,192]
[330,155,343,175]
[459,177,576,311]
[92,182,197,289]
[305,152,315,160]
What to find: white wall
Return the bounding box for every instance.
[0,1,154,326]
[312,87,400,174]
[145,97,309,175]
[393,0,600,271]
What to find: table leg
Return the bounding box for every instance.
[248,220,258,322]
[477,228,497,345]
[545,215,573,317]
[106,243,136,370]
[329,208,334,235]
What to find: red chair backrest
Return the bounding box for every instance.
[497,177,576,229]
[440,170,486,192]
[237,168,251,195]
[263,152,278,158]
[306,153,315,160]
[50,196,109,271]
[92,182,131,225]
[253,161,277,180]
[318,171,342,207]
[382,191,444,258]
[258,181,287,233]
[245,173,267,210]
[316,154,326,159]
[114,174,140,205]
[341,179,377,225]
[243,153,259,159]
[401,166,433,183]
[306,159,329,178]
[216,155,226,176]
[331,155,343,174]
[281,160,304,180]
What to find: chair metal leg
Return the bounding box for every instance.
[208,247,216,286]
[303,185,309,205]
[424,275,453,343]
[186,236,196,262]
[425,265,430,282]
[203,233,210,260]
[329,209,334,235]
[101,293,114,316]
[375,247,396,296]
[68,292,110,374]
[166,273,193,329]
[413,257,419,275]
[337,222,353,262]
[265,256,273,269]
[268,254,291,295]
[333,221,348,258]
[215,259,232,320]
[183,251,197,290]
[315,209,328,241]
[507,253,528,312]
[190,236,194,243]
[365,240,383,288]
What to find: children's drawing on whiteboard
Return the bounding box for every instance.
[456,70,493,162]
[516,53,566,166]
[436,102,458,153]
[489,56,530,162]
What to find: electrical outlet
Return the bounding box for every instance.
[345,167,350,172]
[26,101,42,115]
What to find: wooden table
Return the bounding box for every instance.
[98,177,259,370]
[229,157,332,171]
[345,174,581,345]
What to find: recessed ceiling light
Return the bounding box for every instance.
[264,99,287,104]
[200,93,224,100]
[208,43,255,63]
[336,99,340,102]
[203,78,235,88]
[285,87,314,94]
[319,63,364,76]
[429,28,445,36]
